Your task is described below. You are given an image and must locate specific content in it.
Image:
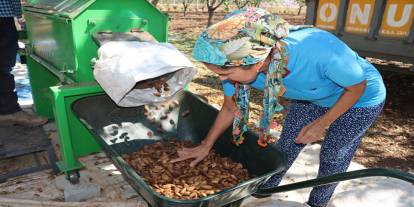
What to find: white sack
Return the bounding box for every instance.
[93,41,196,107]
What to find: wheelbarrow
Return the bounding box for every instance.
[72,91,414,207]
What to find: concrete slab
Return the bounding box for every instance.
[241,144,414,207]
[330,177,414,207]
[120,184,140,200]
[54,172,101,202]
[42,122,56,133]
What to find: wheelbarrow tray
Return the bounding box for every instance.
[72,91,287,207]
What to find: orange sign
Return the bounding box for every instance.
[345,0,375,34]
[379,0,414,37]
[316,0,341,30]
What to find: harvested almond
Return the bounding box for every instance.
[160,114,168,120]
[153,92,161,97]
[123,140,253,200]
[181,110,190,117]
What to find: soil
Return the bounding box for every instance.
[167,11,414,173]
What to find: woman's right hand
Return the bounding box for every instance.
[170,141,213,167]
[170,95,236,167]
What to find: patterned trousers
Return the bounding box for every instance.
[263,100,384,207]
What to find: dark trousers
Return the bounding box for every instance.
[263,101,384,207]
[0,17,21,115]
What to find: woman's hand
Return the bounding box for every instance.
[295,118,329,144]
[296,80,367,144]
[170,141,213,167]
[170,96,236,167]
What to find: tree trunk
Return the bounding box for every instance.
[151,0,160,7]
[298,5,304,15]
[183,5,188,16]
[207,9,215,27]
[235,0,250,9]
[206,0,226,27]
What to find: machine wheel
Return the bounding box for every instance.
[67,170,80,184]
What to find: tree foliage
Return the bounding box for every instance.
[233,0,250,9]
[249,0,262,7]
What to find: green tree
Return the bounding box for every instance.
[249,0,262,7]
[233,0,251,9]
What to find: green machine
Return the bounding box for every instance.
[23,0,168,183]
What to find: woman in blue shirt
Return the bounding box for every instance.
[172,8,386,207]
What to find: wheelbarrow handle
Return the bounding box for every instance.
[255,168,414,195]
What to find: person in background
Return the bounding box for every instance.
[172,8,386,207]
[0,0,47,127]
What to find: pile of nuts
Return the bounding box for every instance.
[133,72,175,97]
[123,140,252,200]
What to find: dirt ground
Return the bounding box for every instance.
[168,11,414,173]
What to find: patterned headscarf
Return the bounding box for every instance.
[192,8,292,147]
[193,8,289,66]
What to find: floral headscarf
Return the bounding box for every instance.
[192,8,306,147]
[193,8,289,67]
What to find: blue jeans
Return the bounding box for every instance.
[0,17,21,115]
[263,100,384,207]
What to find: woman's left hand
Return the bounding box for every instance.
[295,119,329,144]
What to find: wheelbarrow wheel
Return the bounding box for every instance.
[223,198,244,207]
[67,170,80,184]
